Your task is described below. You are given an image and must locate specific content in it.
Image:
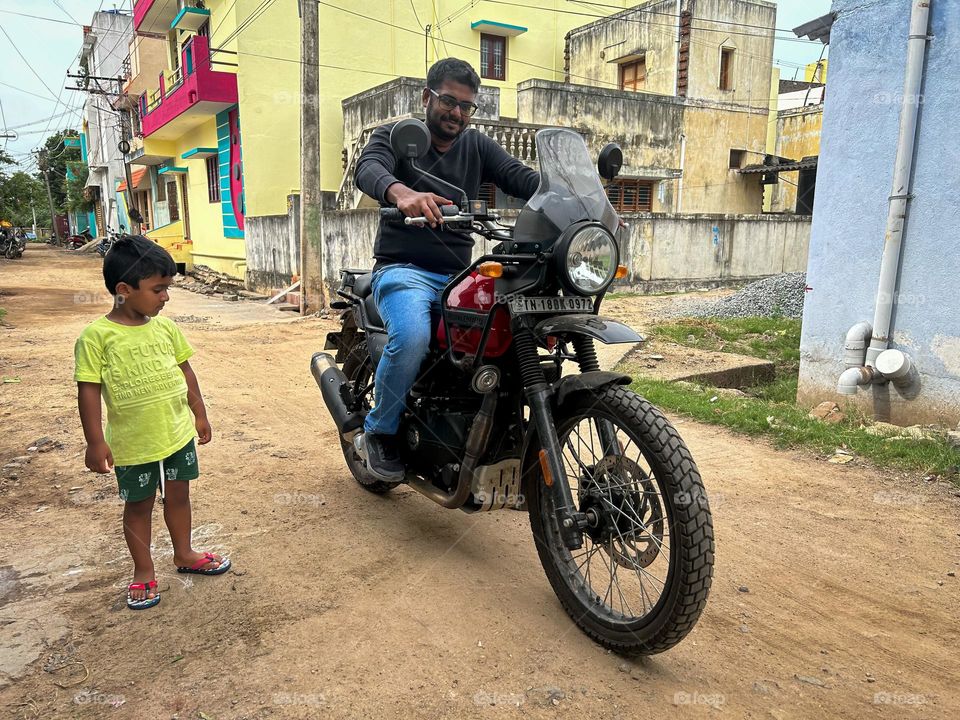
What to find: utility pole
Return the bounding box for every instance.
[37,150,61,245]
[300,0,323,313]
[117,76,141,235]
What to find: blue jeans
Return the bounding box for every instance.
[363,264,451,436]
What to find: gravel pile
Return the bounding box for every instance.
[682,272,807,319]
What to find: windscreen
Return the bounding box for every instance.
[513,129,620,244]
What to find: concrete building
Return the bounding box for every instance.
[78,9,135,236]
[768,104,822,214]
[561,0,776,214]
[796,0,960,425]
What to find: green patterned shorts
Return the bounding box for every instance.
[115,439,199,502]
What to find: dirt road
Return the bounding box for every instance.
[1,246,957,719]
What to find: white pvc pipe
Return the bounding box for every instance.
[677,133,686,213]
[866,0,932,367]
[843,321,873,368]
[837,366,875,395]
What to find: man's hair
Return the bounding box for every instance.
[427,58,480,93]
[103,234,177,295]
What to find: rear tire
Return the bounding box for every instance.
[341,339,398,494]
[526,385,714,655]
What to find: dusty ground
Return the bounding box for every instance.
[1,246,958,719]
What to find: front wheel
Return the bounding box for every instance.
[527,386,714,655]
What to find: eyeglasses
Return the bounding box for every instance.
[429,89,479,117]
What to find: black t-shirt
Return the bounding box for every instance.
[355,123,540,275]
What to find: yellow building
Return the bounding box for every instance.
[125,0,635,282]
[124,0,782,286]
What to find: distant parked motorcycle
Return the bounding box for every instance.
[66,229,94,250]
[0,223,25,259]
[96,225,126,257]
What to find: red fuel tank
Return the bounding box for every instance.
[436,272,512,358]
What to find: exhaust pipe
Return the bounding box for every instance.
[310,352,364,435]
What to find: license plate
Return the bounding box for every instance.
[508,295,594,314]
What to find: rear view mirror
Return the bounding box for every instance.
[598,143,623,181]
[390,119,431,160]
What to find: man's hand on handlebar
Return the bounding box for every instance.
[385,183,453,228]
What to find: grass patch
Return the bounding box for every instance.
[652,316,802,403]
[628,374,960,477]
[0,307,6,323]
[628,316,960,477]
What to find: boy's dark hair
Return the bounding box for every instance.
[427,58,480,93]
[103,234,177,295]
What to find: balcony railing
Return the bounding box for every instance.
[140,34,238,140]
[165,67,183,97]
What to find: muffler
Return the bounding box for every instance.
[310,352,364,435]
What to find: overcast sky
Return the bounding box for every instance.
[0,0,832,171]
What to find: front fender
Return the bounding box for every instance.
[552,370,632,408]
[519,371,633,489]
[533,314,644,345]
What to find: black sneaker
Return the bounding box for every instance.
[357,433,405,482]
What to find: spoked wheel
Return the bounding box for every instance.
[527,385,714,655]
[340,340,399,494]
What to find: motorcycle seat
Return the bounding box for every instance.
[354,273,373,298]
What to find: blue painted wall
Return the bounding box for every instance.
[798,0,960,424]
[216,109,243,239]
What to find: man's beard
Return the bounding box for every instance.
[426,102,466,141]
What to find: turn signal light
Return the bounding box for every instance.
[614,265,628,279]
[478,261,503,278]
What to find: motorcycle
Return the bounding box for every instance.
[312,120,714,655]
[0,225,26,259]
[66,229,94,250]
[96,225,126,257]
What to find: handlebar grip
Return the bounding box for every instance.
[379,207,406,223]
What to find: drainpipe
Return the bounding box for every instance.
[837,0,930,397]
[677,132,686,213]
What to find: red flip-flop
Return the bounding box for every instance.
[176,552,232,575]
[127,579,160,610]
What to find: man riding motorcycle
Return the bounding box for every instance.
[354,58,540,481]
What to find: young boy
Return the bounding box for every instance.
[74,235,231,610]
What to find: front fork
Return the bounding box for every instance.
[517,329,618,550]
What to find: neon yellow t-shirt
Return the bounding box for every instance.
[74,315,195,466]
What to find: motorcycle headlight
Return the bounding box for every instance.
[559,223,618,295]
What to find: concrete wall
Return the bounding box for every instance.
[797,0,960,426]
[311,209,810,297]
[772,105,822,213]
[245,194,301,293]
[515,79,767,214]
[565,0,678,96]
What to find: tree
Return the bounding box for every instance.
[0,170,50,227]
[65,161,94,214]
[0,150,49,227]
[39,130,82,211]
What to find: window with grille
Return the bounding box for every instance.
[606,180,654,213]
[619,57,646,92]
[206,155,221,203]
[719,47,735,90]
[480,34,506,81]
